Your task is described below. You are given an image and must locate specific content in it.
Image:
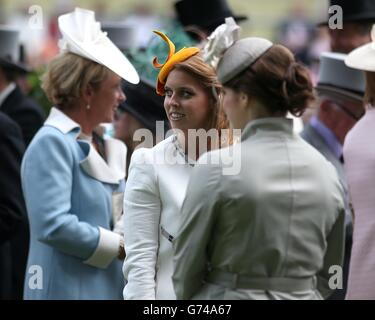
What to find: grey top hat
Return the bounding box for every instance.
[0,26,29,73]
[316,52,365,101]
[217,37,273,84]
[101,23,138,51]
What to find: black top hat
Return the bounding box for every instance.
[320,0,375,25]
[175,0,248,33]
[118,78,169,134]
[0,27,29,73]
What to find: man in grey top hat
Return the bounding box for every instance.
[301,52,365,299]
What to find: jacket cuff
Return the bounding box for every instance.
[83,227,121,269]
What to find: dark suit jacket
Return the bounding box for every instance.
[1,85,45,146]
[301,122,351,300]
[0,112,28,299]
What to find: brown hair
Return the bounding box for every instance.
[173,53,229,132]
[42,52,111,110]
[365,71,375,106]
[224,44,315,117]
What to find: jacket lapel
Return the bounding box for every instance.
[45,107,126,185]
[79,138,126,185]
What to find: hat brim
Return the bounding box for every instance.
[317,14,375,27]
[118,77,169,131]
[118,102,169,131]
[0,58,30,73]
[345,42,375,72]
[316,84,364,102]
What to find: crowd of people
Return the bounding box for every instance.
[1,0,375,300]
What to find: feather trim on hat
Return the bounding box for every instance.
[152,30,200,96]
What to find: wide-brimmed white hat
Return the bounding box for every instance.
[58,8,139,84]
[345,24,375,72]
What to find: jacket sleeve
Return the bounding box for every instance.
[21,129,119,268]
[317,169,346,299]
[172,154,220,300]
[0,116,26,244]
[122,148,161,300]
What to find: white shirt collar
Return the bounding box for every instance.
[44,107,81,136]
[0,82,16,107]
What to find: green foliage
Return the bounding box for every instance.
[27,67,52,114]
[128,19,197,84]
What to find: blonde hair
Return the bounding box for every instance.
[42,52,111,109]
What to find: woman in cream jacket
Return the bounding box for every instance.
[122,31,228,299]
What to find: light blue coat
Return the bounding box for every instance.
[21,108,126,300]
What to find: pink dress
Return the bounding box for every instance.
[344,107,375,299]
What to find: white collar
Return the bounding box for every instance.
[45,107,126,184]
[78,132,93,143]
[79,138,126,184]
[0,82,16,107]
[44,107,81,136]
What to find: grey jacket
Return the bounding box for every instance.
[172,118,346,300]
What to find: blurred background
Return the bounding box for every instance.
[0,0,329,113]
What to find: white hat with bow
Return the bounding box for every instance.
[58,7,139,84]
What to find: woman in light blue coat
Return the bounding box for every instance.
[21,8,139,299]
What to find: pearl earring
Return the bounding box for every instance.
[86,104,90,110]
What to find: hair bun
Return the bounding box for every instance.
[281,61,314,116]
[223,44,314,117]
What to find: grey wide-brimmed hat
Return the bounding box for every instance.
[0,26,29,73]
[217,37,273,84]
[317,52,365,101]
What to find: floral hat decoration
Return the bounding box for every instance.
[202,17,273,84]
[152,30,200,95]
